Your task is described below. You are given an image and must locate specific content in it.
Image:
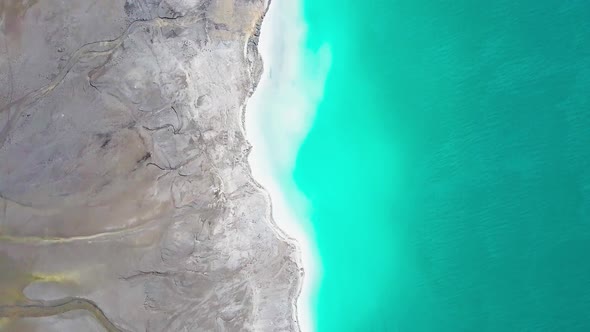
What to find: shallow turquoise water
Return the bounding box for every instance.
[294,1,590,331]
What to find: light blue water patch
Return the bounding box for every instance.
[294,0,590,331]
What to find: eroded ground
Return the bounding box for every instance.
[0,0,301,331]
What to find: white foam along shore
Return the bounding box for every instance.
[244,0,331,331]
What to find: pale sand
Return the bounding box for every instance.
[245,0,332,331]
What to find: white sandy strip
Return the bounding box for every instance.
[245,0,331,331]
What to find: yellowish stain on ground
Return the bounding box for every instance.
[0,254,82,308]
[0,317,13,329]
[0,255,33,305]
[32,272,79,285]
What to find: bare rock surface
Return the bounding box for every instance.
[0,0,301,331]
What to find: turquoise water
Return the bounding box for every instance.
[293,1,590,331]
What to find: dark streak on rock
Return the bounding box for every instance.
[97,132,112,148]
[139,152,151,163]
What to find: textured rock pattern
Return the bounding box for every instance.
[0,0,301,331]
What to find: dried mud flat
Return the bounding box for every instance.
[0,0,302,331]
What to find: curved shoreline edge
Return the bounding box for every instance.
[240,0,321,331]
[1,0,313,330]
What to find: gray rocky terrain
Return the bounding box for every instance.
[0,0,302,331]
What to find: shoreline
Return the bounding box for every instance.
[241,0,327,330]
[1,0,318,330]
